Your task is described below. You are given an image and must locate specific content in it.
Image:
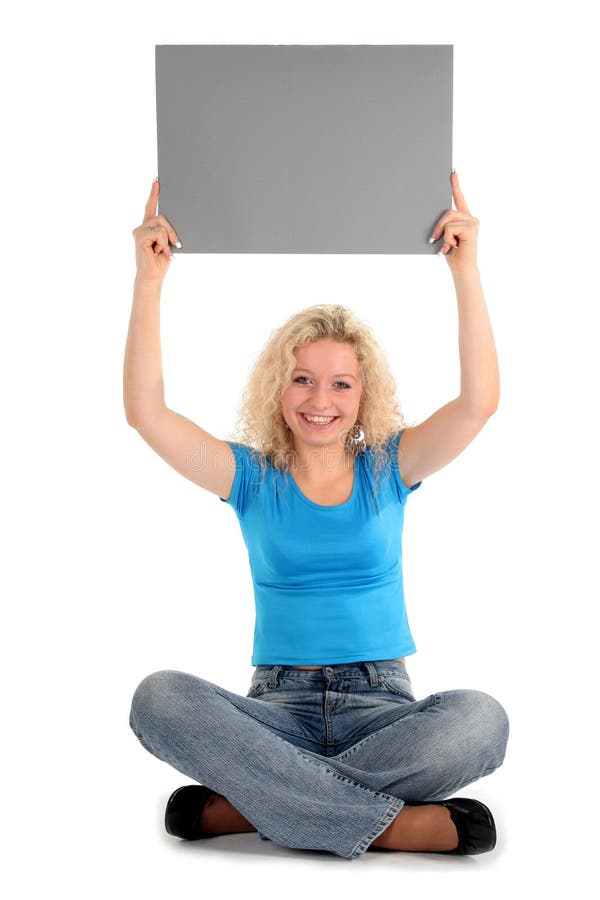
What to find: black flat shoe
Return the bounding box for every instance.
[165,785,218,840]
[407,797,497,855]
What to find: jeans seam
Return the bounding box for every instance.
[381,675,415,700]
[296,748,403,799]
[349,796,405,859]
[295,747,408,857]
[334,693,442,762]
[294,747,406,859]
[213,687,320,747]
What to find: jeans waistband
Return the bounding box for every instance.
[254,659,409,689]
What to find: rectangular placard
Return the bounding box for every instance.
[155,44,453,253]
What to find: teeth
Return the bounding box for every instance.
[303,415,335,423]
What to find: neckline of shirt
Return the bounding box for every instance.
[285,455,359,509]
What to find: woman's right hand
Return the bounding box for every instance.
[132,178,181,283]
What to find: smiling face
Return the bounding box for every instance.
[281,338,363,460]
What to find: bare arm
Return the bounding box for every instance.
[123,179,235,500]
[123,276,165,423]
[398,173,499,489]
[399,268,499,490]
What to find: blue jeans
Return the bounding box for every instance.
[129,659,509,860]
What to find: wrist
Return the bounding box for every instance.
[450,264,481,280]
[134,275,164,294]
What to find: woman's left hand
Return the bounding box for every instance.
[430,171,479,272]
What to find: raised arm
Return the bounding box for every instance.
[398,172,500,490]
[123,179,235,500]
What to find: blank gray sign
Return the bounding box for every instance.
[155,45,453,254]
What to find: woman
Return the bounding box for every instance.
[125,173,509,860]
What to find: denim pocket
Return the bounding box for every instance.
[246,680,268,699]
[380,674,416,700]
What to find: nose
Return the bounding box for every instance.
[310,383,335,411]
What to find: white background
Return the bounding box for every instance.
[3,1,597,896]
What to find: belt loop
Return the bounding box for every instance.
[364,661,379,687]
[267,665,282,688]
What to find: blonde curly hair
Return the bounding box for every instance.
[228,304,408,491]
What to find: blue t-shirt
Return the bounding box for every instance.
[219,430,421,665]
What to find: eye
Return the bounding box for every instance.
[292,376,351,388]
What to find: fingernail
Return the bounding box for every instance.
[153,176,159,183]
[428,234,436,243]
[451,168,456,175]
[175,241,182,249]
